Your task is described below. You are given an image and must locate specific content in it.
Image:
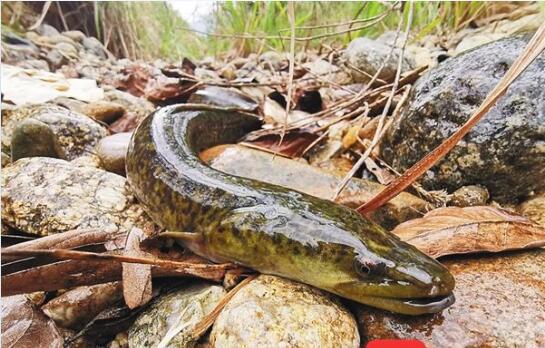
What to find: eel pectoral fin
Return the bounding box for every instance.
[158,231,207,257]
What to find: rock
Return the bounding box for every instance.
[1,151,10,167]
[343,37,414,82]
[356,249,545,347]
[103,88,155,133]
[19,59,51,71]
[210,275,359,348]
[259,51,285,70]
[96,132,132,175]
[10,118,66,161]
[62,30,86,43]
[46,49,67,70]
[302,59,352,85]
[453,12,545,56]
[193,68,220,81]
[128,283,226,348]
[55,41,78,57]
[42,282,123,329]
[449,185,489,207]
[36,24,60,37]
[381,35,545,203]
[1,157,150,236]
[202,144,428,229]
[51,96,87,114]
[518,193,545,226]
[2,104,108,160]
[83,101,125,123]
[82,36,109,60]
[188,86,259,111]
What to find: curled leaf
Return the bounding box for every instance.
[392,206,545,258]
[2,295,63,348]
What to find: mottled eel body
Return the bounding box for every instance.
[126,105,455,315]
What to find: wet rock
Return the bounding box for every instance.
[188,86,259,111]
[51,96,88,114]
[356,249,545,347]
[129,283,226,348]
[1,157,150,236]
[518,193,545,226]
[202,144,428,229]
[2,104,108,160]
[103,88,155,133]
[96,132,132,175]
[449,185,489,207]
[10,118,66,161]
[42,282,123,329]
[343,37,414,82]
[381,35,545,203]
[83,101,126,123]
[210,275,359,348]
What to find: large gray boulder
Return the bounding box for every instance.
[381,35,545,202]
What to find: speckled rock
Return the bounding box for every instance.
[356,249,545,347]
[381,35,545,202]
[2,104,108,161]
[343,37,414,82]
[518,193,545,226]
[83,101,126,123]
[10,118,65,161]
[128,283,226,348]
[1,157,150,236]
[210,275,359,348]
[82,36,110,60]
[449,185,489,207]
[96,132,132,175]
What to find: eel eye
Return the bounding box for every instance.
[354,259,387,277]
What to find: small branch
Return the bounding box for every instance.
[357,22,545,214]
[28,1,52,30]
[190,274,257,339]
[333,4,413,200]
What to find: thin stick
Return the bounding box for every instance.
[333,4,413,200]
[1,249,235,272]
[276,2,296,155]
[179,14,387,43]
[28,1,52,30]
[357,22,545,214]
[277,9,386,32]
[190,274,257,338]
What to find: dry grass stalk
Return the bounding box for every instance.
[357,22,545,215]
[333,2,414,200]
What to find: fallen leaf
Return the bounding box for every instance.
[2,295,63,348]
[392,206,545,258]
[241,132,318,158]
[42,282,123,329]
[122,228,153,309]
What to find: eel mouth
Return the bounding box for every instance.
[357,293,455,315]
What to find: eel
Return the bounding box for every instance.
[126,105,455,315]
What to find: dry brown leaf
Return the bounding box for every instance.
[122,228,153,309]
[241,132,318,158]
[392,206,545,258]
[2,295,63,348]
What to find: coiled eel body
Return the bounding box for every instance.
[126,105,455,315]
